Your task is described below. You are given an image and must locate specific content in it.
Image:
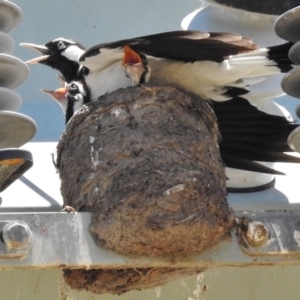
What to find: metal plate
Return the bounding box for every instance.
[236,212,300,256]
[0,211,300,268]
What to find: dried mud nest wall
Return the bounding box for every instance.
[57,85,233,258]
[57,85,234,294]
[63,267,206,295]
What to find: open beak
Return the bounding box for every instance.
[122,45,142,66]
[41,87,67,103]
[19,43,51,64]
[40,74,67,102]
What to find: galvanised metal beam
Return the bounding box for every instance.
[1,211,300,269]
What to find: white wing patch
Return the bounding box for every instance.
[81,48,124,72]
[52,37,77,44]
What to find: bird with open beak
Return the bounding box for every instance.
[122,45,151,86]
[20,31,300,177]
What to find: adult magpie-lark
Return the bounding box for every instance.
[21,30,300,175]
[21,31,293,101]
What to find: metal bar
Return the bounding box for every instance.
[1,211,300,269]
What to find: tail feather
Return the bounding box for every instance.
[229,42,294,76]
[267,42,294,59]
[221,137,292,152]
[220,142,300,163]
[221,153,286,175]
[264,42,294,73]
[212,96,300,174]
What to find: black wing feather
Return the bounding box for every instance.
[80,30,258,63]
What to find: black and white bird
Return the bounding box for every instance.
[122,45,151,86]
[20,31,300,175]
[50,77,300,175]
[39,45,148,123]
[64,80,90,124]
[21,31,293,101]
[42,78,90,124]
[21,38,86,82]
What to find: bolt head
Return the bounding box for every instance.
[243,221,269,247]
[2,221,33,250]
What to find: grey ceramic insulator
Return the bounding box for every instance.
[281,66,300,99]
[288,126,300,152]
[275,6,300,42]
[289,41,300,64]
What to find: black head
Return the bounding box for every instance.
[20,38,86,82]
[65,81,91,124]
[45,38,74,50]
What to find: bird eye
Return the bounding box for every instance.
[57,40,66,50]
[69,83,78,91]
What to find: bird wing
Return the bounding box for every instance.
[80,30,258,69]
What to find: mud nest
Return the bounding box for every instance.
[63,267,205,295]
[57,85,234,294]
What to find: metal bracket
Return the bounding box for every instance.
[236,211,300,256]
[0,220,33,258]
[0,212,300,268]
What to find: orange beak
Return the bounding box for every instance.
[40,87,67,103]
